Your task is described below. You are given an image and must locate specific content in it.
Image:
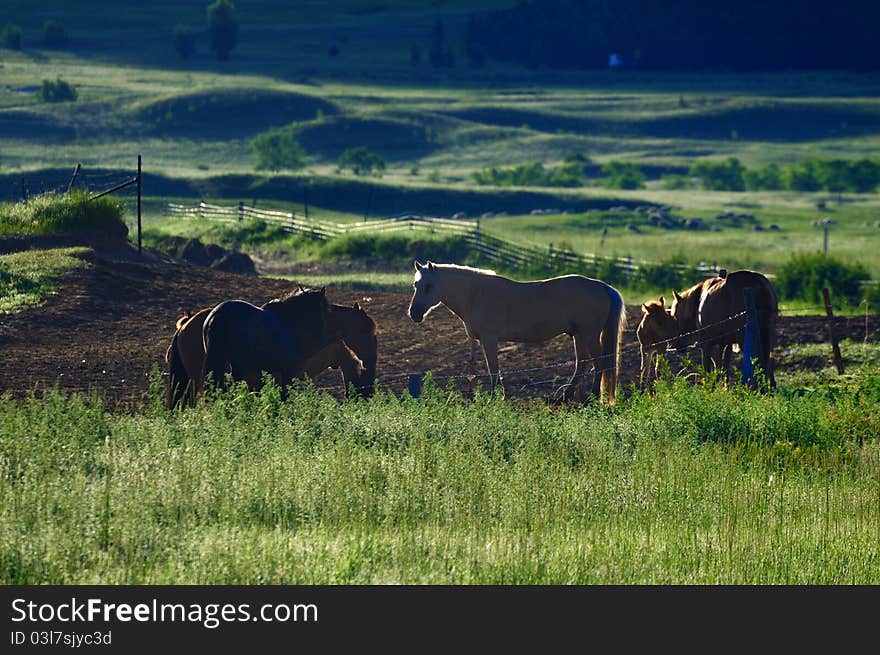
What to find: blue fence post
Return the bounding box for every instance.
[741,287,761,389]
[407,373,423,399]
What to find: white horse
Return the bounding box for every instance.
[407,261,626,404]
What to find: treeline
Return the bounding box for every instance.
[684,157,880,193]
[464,0,880,71]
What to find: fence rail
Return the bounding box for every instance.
[167,201,723,280]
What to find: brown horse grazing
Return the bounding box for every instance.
[201,287,331,395]
[408,261,626,405]
[636,297,679,389]
[165,299,377,409]
[670,269,778,389]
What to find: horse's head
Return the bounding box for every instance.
[670,286,701,352]
[408,260,442,323]
[638,296,679,350]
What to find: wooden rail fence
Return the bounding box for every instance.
[166,201,720,280]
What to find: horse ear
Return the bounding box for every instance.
[414,260,423,271]
[672,290,681,301]
[641,303,649,314]
[298,284,304,293]
[353,302,361,310]
[659,296,665,308]
[427,261,435,270]
[320,287,326,296]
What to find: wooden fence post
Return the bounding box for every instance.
[741,287,761,389]
[822,287,845,374]
[65,163,81,194]
[407,373,423,399]
[238,201,244,222]
[136,155,142,256]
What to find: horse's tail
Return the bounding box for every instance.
[600,286,627,405]
[201,310,228,392]
[165,330,191,410]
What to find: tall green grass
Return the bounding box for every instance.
[0,190,126,237]
[1,372,878,584]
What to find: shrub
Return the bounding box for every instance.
[0,190,126,237]
[600,161,645,189]
[1,24,22,50]
[337,147,386,177]
[661,174,690,190]
[320,232,471,264]
[631,258,706,292]
[776,252,870,306]
[689,157,745,191]
[173,24,196,59]
[251,128,307,172]
[38,77,78,103]
[42,20,67,48]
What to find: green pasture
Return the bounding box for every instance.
[0,246,89,314]
[1,371,879,584]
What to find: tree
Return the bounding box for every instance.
[743,163,783,190]
[815,159,852,197]
[251,128,307,172]
[689,157,745,191]
[429,19,454,68]
[173,24,196,59]
[781,160,821,192]
[1,24,22,50]
[338,147,386,176]
[43,20,67,48]
[601,161,645,189]
[848,158,880,193]
[206,0,239,61]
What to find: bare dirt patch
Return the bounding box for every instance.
[1,239,877,407]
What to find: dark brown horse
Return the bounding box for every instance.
[165,297,378,408]
[201,287,331,394]
[670,269,778,388]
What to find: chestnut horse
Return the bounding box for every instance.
[670,269,778,388]
[636,296,679,389]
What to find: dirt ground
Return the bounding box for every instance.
[2,237,878,407]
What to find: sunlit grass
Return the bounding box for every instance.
[1,371,878,584]
[0,247,90,314]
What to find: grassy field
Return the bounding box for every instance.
[1,372,878,584]
[2,15,879,283]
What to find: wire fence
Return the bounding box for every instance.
[311,310,751,396]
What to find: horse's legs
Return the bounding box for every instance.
[231,365,262,392]
[572,333,601,401]
[721,344,733,388]
[639,348,649,390]
[479,337,503,397]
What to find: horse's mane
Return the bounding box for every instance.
[430,263,497,276]
[678,280,708,301]
[262,287,327,324]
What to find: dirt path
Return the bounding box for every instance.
[1,241,877,407]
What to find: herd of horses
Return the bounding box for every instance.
[163,261,777,409]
